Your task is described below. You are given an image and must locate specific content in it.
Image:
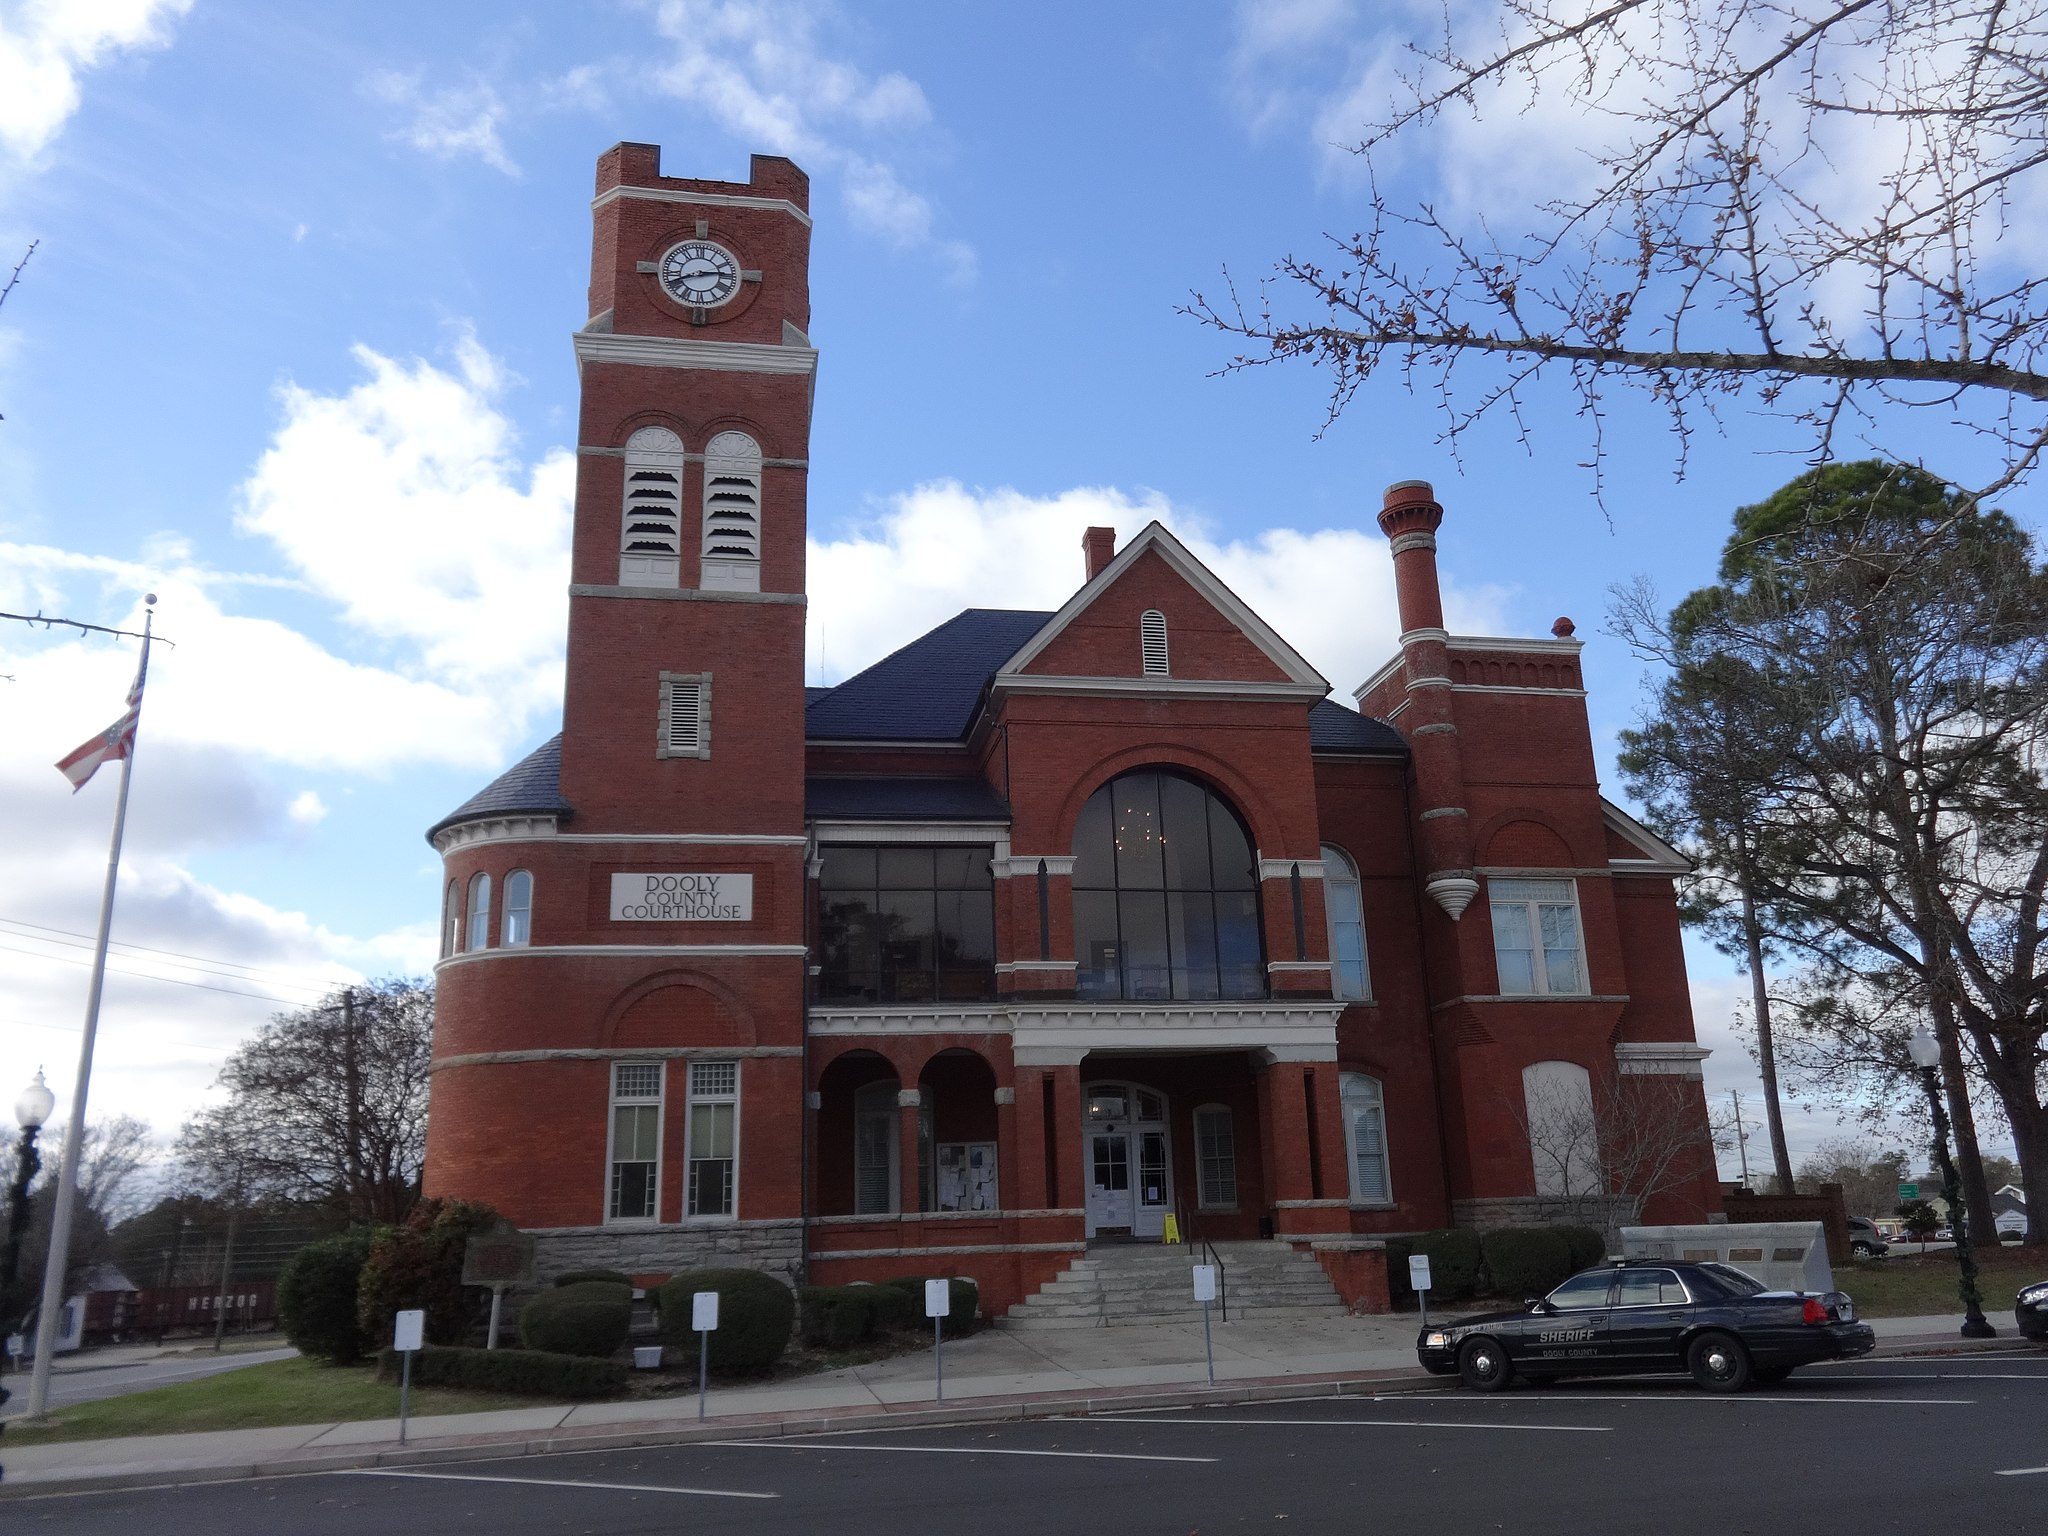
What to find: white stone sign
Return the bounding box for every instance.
[610,873,753,921]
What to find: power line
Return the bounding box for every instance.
[0,914,361,990]
[0,939,317,1006]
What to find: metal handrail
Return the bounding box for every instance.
[1176,1195,1227,1323]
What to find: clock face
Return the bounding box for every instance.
[658,240,742,308]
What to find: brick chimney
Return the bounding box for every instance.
[1377,481,1477,920]
[1082,526,1116,582]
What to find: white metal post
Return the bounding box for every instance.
[23,612,150,1421]
[486,1285,503,1350]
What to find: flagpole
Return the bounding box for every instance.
[23,600,153,1421]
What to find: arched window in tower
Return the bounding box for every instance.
[619,426,684,588]
[443,879,460,957]
[1140,609,1169,675]
[1072,769,1264,1001]
[1321,844,1369,1000]
[501,870,533,947]
[700,430,762,592]
[466,872,492,951]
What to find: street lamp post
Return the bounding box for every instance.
[1907,1028,1996,1339]
[3,1072,56,1320]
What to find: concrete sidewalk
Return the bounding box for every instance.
[1,1310,2031,1498]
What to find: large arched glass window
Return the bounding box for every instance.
[501,870,533,947]
[1321,845,1369,1000]
[466,872,492,951]
[1341,1072,1391,1204]
[1072,769,1263,1001]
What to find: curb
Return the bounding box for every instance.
[0,1366,1446,1499]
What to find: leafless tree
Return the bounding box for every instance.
[1190,2,2048,502]
[1514,1064,1724,1236]
[178,979,434,1225]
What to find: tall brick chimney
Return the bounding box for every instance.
[1082,526,1116,582]
[1377,481,1478,920]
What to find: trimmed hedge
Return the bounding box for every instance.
[376,1343,625,1400]
[1557,1225,1607,1272]
[1481,1228,1573,1299]
[800,1283,922,1347]
[277,1232,373,1364]
[554,1267,633,1288]
[1412,1229,1483,1301]
[656,1268,796,1374]
[877,1275,981,1338]
[519,1281,633,1358]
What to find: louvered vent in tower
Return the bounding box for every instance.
[1140,609,1170,676]
[700,430,762,593]
[619,426,684,587]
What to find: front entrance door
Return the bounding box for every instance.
[1087,1133,1133,1233]
[1083,1082,1172,1239]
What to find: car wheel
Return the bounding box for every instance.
[1688,1331,1753,1393]
[1458,1336,1514,1393]
[1851,1242,1877,1258]
[1751,1365,1793,1386]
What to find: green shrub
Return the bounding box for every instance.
[656,1268,795,1374]
[1412,1229,1483,1300]
[878,1274,981,1338]
[519,1281,633,1358]
[1556,1225,1607,1272]
[1482,1228,1575,1298]
[376,1344,624,1400]
[799,1285,880,1348]
[1382,1236,1418,1307]
[356,1198,503,1350]
[554,1267,633,1288]
[277,1232,373,1364]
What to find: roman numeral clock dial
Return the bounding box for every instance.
[658,239,742,309]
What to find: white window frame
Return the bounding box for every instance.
[1193,1103,1237,1210]
[1140,609,1169,675]
[465,872,492,951]
[619,426,685,588]
[699,430,762,592]
[501,869,533,947]
[1340,1071,1393,1206]
[443,879,461,956]
[1321,843,1370,1001]
[685,1059,740,1219]
[606,1060,664,1224]
[853,1079,900,1215]
[657,671,713,760]
[1488,877,1588,996]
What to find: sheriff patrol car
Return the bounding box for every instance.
[1417,1258,1875,1392]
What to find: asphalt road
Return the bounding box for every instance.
[0,1349,297,1416]
[14,1350,2048,1534]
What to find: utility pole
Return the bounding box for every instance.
[342,989,363,1223]
[210,1208,237,1353]
[1729,1089,1752,1187]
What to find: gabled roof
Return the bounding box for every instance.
[804,608,1053,741]
[1308,699,1407,755]
[426,734,573,842]
[996,522,1329,692]
[1601,798,1692,873]
[807,776,1012,822]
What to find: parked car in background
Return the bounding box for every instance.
[1846,1217,1889,1258]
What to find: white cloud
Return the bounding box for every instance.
[287,789,327,825]
[647,0,967,276]
[365,70,520,177]
[0,0,191,165]
[807,480,1508,693]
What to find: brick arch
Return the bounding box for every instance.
[1476,808,1577,867]
[608,410,691,449]
[697,413,786,462]
[599,968,755,1050]
[1051,744,1289,857]
[812,1039,922,1088]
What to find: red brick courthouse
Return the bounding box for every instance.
[421,144,1722,1315]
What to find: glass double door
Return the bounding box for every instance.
[1083,1082,1172,1239]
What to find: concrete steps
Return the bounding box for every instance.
[1000,1240,1348,1330]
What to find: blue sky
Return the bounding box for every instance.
[0,0,2029,1177]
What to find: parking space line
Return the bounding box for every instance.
[1799,1372,2048,1381]
[336,1469,777,1499]
[712,1438,1216,1464]
[1084,1414,1608,1434]
[1504,1393,1974,1406]
[1994,1466,2048,1477]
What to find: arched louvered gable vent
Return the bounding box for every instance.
[701,430,762,592]
[619,426,684,587]
[1140,609,1169,676]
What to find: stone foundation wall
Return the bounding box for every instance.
[1451,1195,1640,1234]
[530,1219,804,1291]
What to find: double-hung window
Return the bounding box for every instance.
[1340,1072,1391,1204]
[1321,844,1369,1000]
[1489,878,1587,995]
[501,870,533,946]
[1193,1104,1237,1208]
[686,1061,738,1217]
[608,1062,663,1221]
[466,872,492,952]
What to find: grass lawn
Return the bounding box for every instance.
[1837,1244,2045,1318]
[2,1356,552,1447]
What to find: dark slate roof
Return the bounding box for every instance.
[804,686,834,707]
[426,733,573,842]
[806,776,1012,822]
[1308,699,1407,755]
[804,608,1054,742]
